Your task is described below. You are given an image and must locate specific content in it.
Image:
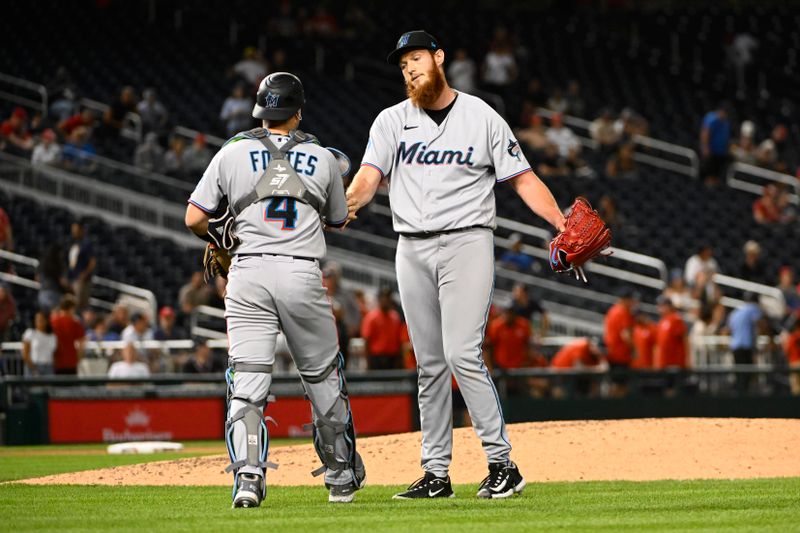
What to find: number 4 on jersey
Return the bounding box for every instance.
[265,198,298,230]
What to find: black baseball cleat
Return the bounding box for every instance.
[232,473,265,508]
[476,462,526,499]
[393,472,455,499]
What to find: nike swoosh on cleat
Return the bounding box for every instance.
[428,488,445,497]
[403,125,418,130]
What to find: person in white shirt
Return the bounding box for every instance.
[108,342,151,379]
[684,245,720,287]
[121,312,154,356]
[447,48,477,94]
[22,311,57,375]
[220,84,254,137]
[31,129,61,167]
[545,113,580,158]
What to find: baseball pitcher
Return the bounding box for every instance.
[347,30,566,499]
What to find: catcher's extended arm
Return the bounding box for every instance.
[548,197,612,282]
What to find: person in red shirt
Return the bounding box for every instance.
[486,307,532,396]
[0,206,13,252]
[0,107,34,152]
[654,296,689,395]
[604,289,637,396]
[57,108,96,137]
[784,318,800,395]
[49,295,86,375]
[550,337,604,397]
[632,313,658,369]
[0,282,16,341]
[360,287,404,370]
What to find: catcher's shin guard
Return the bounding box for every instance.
[224,364,277,502]
[301,353,366,488]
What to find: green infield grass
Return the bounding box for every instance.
[1,478,799,532]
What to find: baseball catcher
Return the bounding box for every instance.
[549,197,612,282]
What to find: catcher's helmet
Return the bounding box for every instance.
[252,72,305,121]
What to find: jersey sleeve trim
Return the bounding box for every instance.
[496,167,532,183]
[360,162,385,178]
[326,216,348,228]
[188,199,217,214]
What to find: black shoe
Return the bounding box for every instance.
[476,462,526,499]
[232,473,264,508]
[393,472,455,499]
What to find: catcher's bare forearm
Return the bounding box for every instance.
[509,170,566,232]
[345,165,383,220]
[185,203,210,236]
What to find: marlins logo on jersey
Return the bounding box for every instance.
[507,139,521,161]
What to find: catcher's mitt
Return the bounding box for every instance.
[549,197,612,283]
[202,243,232,283]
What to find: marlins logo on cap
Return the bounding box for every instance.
[266,92,280,108]
[398,33,411,48]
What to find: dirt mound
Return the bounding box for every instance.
[20,418,800,486]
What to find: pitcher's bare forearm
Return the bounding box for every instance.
[509,170,566,232]
[345,165,383,219]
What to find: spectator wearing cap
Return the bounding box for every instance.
[183,133,213,176]
[232,47,269,87]
[182,340,225,373]
[154,306,184,340]
[730,120,757,165]
[654,296,689,370]
[654,296,689,395]
[50,294,86,375]
[360,288,404,370]
[632,312,657,369]
[726,292,766,393]
[0,107,34,153]
[737,240,768,285]
[498,233,534,271]
[604,289,638,397]
[31,129,61,166]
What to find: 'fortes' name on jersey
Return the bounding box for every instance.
[395,141,475,167]
[248,150,318,175]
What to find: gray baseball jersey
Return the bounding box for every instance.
[189,132,348,259]
[361,91,528,476]
[361,92,531,234]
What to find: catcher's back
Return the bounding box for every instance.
[189,133,348,260]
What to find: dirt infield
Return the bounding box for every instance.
[20,418,800,486]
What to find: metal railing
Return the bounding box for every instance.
[0,72,48,117]
[0,152,199,247]
[534,108,699,178]
[0,250,158,320]
[726,162,799,205]
[172,125,226,149]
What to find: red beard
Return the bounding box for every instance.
[406,64,446,108]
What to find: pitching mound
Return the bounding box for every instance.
[20,418,800,486]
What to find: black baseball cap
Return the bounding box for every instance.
[387,30,439,64]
